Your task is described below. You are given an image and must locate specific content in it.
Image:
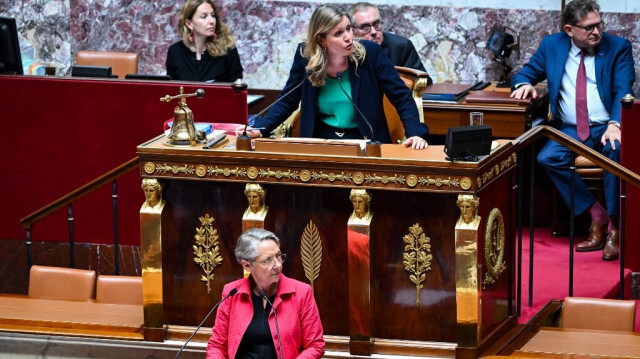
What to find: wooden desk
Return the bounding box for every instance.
[0,294,143,339]
[423,85,549,138]
[516,327,640,358]
[137,135,519,358]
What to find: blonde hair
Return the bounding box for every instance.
[303,4,366,87]
[178,0,237,57]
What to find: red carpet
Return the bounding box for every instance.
[518,227,638,330]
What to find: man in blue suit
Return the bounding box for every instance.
[511,0,635,260]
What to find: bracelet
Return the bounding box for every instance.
[608,121,620,129]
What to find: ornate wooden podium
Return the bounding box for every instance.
[137,136,518,358]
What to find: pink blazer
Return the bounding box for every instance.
[206,274,325,359]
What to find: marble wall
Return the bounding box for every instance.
[1,0,639,95]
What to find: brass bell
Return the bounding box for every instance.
[161,87,206,146]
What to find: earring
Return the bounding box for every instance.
[322,46,326,52]
[189,31,194,42]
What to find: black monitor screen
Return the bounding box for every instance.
[0,16,23,75]
[487,26,514,58]
[125,74,171,81]
[71,65,113,78]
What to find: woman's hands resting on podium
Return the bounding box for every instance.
[404,136,428,150]
[235,125,428,149]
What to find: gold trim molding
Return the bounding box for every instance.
[483,208,506,288]
[402,223,433,307]
[477,152,517,188]
[301,220,323,291]
[143,161,465,191]
[193,214,223,294]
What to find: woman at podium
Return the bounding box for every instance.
[206,228,325,359]
[166,0,243,82]
[238,4,429,149]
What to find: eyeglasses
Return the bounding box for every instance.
[354,19,383,34]
[255,253,286,267]
[571,21,604,33]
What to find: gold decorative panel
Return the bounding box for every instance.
[193,214,223,294]
[301,220,323,291]
[483,208,506,288]
[402,223,433,307]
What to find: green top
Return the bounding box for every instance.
[317,69,357,129]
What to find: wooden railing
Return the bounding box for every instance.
[511,124,640,316]
[20,157,139,273]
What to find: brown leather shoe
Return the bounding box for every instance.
[602,230,619,261]
[576,221,607,252]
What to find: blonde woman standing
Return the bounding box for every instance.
[237,4,428,149]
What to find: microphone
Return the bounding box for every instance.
[336,72,381,157]
[175,288,238,359]
[258,289,284,359]
[237,69,312,151]
[335,72,376,143]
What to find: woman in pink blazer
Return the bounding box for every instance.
[206,228,325,359]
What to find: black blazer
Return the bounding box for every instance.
[254,40,428,143]
[165,41,243,82]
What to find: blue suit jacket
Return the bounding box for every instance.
[511,32,635,124]
[254,40,429,143]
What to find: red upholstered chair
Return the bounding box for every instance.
[96,275,143,305]
[562,297,636,332]
[76,51,139,79]
[28,265,96,302]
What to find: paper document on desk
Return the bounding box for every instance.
[326,139,368,151]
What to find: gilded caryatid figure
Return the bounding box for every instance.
[243,183,268,221]
[141,178,164,211]
[456,194,480,229]
[348,189,373,225]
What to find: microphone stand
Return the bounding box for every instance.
[258,289,284,359]
[237,70,313,151]
[175,288,238,359]
[336,73,381,157]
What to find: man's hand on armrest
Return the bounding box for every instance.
[510,84,538,100]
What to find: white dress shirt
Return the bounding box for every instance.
[558,40,610,126]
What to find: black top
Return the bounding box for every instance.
[165,40,243,82]
[235,292,278,359]
[381,32,432,85]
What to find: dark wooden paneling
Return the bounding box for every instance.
[371,190,458,342]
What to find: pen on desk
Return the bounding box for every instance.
[203,134,227,149]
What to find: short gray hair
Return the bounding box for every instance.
[234,228,280,264]
[346,2,378,24]
[563,0,600,26]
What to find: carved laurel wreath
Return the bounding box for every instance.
[483,208,506,288]
[402,223,433,307]
[300,220,323,291]
[193,214,223,294]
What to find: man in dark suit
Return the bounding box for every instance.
[346,2,432,85]
[511,0,635,260]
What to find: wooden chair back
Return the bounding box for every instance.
[76,51,139,79]
[562,297,636,332]
[96,275,143,305]
[28,265,96,302]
